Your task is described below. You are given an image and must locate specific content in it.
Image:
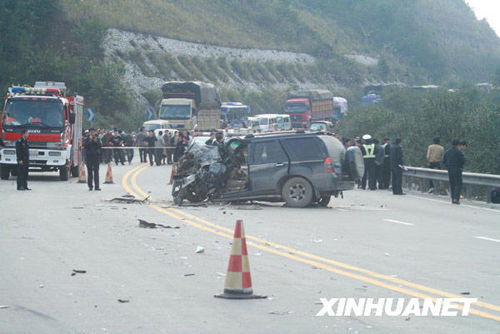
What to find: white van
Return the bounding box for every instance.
[257,114,279,132]
[276,114,292,131]
[142,119,171,132]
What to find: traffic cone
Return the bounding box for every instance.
[215,220,266,299]
[78,162,86,183]
[104,162,114,184]
[169,163,176,185]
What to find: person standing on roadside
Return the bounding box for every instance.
[426,137,444,193]
[381,138,391,189]
[390,138,405,195]
[144,130,157,166]
[373,138,385,189]
[155,131,165,166]
[124,130,135,164]
[136,127,147,163]
[84,128,102,191]
[443,139,466,204]
[16,129,30,191]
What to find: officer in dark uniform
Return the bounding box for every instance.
[16,129,30,190]
[390,138,405,195]
[360,135,376,190]
[443,139,465,204]
[84,128,102,191]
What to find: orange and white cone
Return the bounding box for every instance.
[104,162,114,184]
[215,220,266,299]
[78,162,87,183]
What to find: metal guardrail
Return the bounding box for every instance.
[403,166,500,203]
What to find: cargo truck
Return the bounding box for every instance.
[285,89,334,128]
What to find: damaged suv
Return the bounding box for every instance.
[172,132,364,208]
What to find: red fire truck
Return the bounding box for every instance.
[0,82,83,180]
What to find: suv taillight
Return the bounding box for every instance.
[324,157,334,173]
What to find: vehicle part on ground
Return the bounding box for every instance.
[317,195,331,207]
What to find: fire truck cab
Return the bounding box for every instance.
[0,82,83,181]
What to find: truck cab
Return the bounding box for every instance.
[285,98,311,128]
[159,98,194,130]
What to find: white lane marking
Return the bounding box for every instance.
[474,236,500,243]
[406,194,500,214]
[383,219,414,226]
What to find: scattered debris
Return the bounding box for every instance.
[117,299,130,303]
[107,196,149,204]
[122,194,134,198]
[71,269,87,276]
[0,305,9,309]
[72,207,84,209]
[222,211,226,215]
[232,205,263,210]
[195,246,205,253]
[313,239,323,243]
[384,252,390,256]
[216,272,226,277]
[269,311,293,315]
[461,291,470,295]
[138,219,180,229]
[184,273,195,277]
[405,317,411,321]
[39,284,44,288]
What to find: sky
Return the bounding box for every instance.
[465,0,500,37]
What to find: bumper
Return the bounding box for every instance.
[315,173,355,193]
[0,148,68,166]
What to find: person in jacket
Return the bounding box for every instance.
[381,138,391,189]
[123,130,135,164]
[16,129,30,190]
[426,137,444,193]
[390,138,405,195]
[136,127,147,163]
[443,139,466,204]
[84,128,102,191]
[373,138,385,189]
[143,130,157,166]
[110,131,125,165]
[155,131,165,166]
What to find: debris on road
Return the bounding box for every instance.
[231,204,263,210]
[269,311,293,315]
[138,219,180,229]
[107,196,149,204]
[184,273,195,277]
[195,246,205,253]
[122,194,134,198]
[0,305,9,309]
[461,291,471,295]
[384,252,390,256]
[313,239,323,243]
[72,207,84,209]
[71,269,87,276]
[117,299,130,303]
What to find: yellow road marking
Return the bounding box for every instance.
[122,165,500,322]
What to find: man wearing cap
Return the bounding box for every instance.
[84,128,102,191]
[360,134,377,190]
[443,139,466,204]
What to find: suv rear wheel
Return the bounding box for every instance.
[282,177,313,208]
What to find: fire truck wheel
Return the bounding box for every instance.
[71,165,79,177]
[1,165,10,180]
[59,166,69,181]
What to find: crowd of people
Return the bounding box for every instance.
[342,134,467,204]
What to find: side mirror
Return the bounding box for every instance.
[69,113,76,124]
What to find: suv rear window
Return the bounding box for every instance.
[281,137,327,161]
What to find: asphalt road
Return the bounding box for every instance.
[1,161,499,334]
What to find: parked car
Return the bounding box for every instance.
[276,114,292,131]
[172,131,364,207]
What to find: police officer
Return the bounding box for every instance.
[443,139,465,204]
[16,129,30,191]
[360,134,376,190]
[84,128,102,191]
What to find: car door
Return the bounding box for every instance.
[248,140,289,194]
